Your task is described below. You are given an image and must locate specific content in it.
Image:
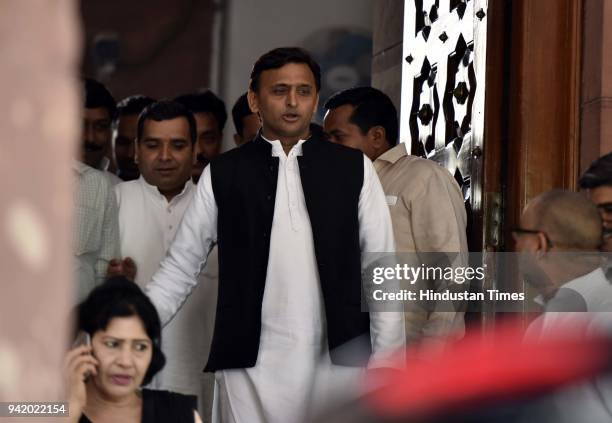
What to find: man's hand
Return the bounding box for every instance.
[107,257,137,281]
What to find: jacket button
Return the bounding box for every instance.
[267,194,272,201]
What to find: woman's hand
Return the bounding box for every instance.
[64,345,99,422]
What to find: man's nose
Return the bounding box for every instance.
[83,123,94,141]
[286,89,297,107]
[159,144,172,161]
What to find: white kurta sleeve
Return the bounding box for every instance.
[146,165,218,325]
[358,155,405,367]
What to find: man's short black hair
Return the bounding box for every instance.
[77,276,165,386]
[324,86,399,146]
[231,93,254,136]
[84,78,116,119]
[115,95,156,122]
[174,90,227,131]
[579,152,612,189]
[137,100,197,145]
[249,47,321,93]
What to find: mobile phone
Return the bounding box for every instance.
[72,330,91,349]
[73,331,93,380]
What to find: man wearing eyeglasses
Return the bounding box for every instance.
[579,152,612,252]
[512,189,607,305]
[514,190,612,421]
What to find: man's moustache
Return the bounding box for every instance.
[83,141,103,152]
[603,227,612,238]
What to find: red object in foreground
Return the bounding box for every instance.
[364,320,612,420]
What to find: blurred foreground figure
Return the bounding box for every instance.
[512,190,611,324]
[314,321,612,423]
[579,152,612,252]
[146,47,404,423]
[513,189,612,422]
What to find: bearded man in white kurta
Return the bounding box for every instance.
[114,100,217,420]
[146,48,404,423]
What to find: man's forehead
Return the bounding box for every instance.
[260,63,316,86]
[142,117,190,137]
[193,112,219,131]
[589,185,612,203]
[324,104,355,126]
[117,114,138,129]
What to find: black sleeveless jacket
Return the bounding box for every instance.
[205,134,370,371]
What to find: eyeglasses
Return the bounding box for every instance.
[511,227,555,248]
[596,202,612,214]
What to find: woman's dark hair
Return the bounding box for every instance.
[77,276,165,386]
[249,47,321,93]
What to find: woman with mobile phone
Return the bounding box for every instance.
[64,276,202,423]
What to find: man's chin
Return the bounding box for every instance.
[276,125,311,140]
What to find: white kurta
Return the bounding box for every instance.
[115,177,218,421]
[146,138,404,423]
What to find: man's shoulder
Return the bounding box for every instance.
[79,165,112,191]
[324,139,363,158]
[390,154,455,183]
[114,179,142,197]
[211,141,256,168]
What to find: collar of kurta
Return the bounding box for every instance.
[138,175,194,204]
[261,134,309,157]
[375,142,408,165]
[72,160,92,176]
[252,131,326,159]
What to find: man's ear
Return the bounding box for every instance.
[192,143,197,165]
[368,125,387,150]
[134,141,139,165]
[247,89,259,114]
[535,232,551,258]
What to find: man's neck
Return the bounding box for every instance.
[261,128,309,155]
[155,180,190,203]
[372,144,392,161]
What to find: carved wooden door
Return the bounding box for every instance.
[400,0,489,252]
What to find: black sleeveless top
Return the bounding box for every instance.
[79,389,197,423]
